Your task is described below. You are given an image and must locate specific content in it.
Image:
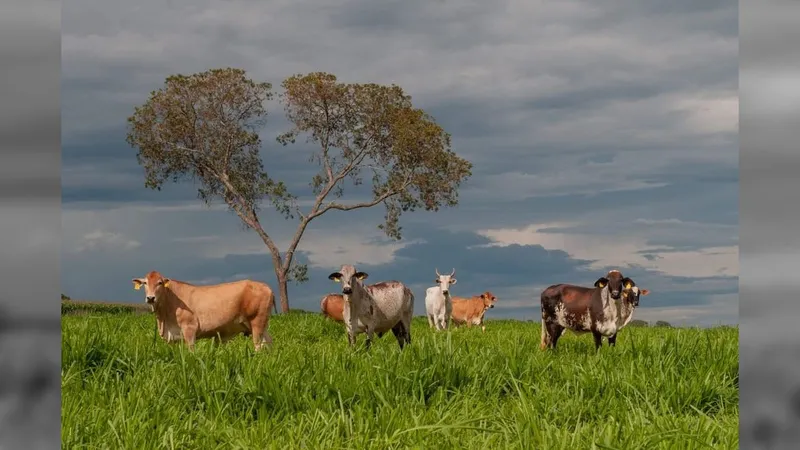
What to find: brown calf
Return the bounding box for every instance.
[539,269,647,351]
[450,291,498,332]
[131,271,274,351]
[320,293,345,323]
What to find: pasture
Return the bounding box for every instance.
[61,306,739,449]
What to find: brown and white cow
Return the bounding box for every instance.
[450,291,498,332]
[320,293,345,323]
[328,264,414,350]
[131,271,274,351]
[539,269,647,351]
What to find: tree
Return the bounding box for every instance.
[126,69,472,312]
[654,320,672,328]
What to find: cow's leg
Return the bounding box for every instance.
[592,331,603,352]
[547,323,564,349]
[364,327,374,351]
[249,316,269,351]
[404,313,412,345]
[608,333,617,347]
[181,325,198,352]
[437,314,447,331]
[346,317,358,348]
[427,314,435,329]
[391,322,407,350]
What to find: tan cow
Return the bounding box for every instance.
[320,293,345,323]
[450,291,498,332]
[131,270,274,351]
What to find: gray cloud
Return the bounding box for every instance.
[61,0,737,325]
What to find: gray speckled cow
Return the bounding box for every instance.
[327,264,413,350]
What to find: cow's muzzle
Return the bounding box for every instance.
[342,287,353,295]
[145,296,156,304]
[610,290,621,299]
[489,304,494,308]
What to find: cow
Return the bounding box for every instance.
[425,268,457,331]
[327,264,413,350]
[450,291,498,332]
[131,271,274,351]
[539,269,644,351]
[320,293,345,323]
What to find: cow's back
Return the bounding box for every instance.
[181,280,272,330]
[321,294,345,322]
[450,297,479,323]
[366,281,411,332]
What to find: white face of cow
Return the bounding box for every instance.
[328,264,369,296]
[434,268,457,295]
[132,271,171,305]
[623,285,650,307]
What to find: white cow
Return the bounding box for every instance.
[327,264,414,350]
[425,268,457,330]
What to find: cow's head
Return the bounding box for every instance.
[593,269,626,300]
[480,291,498,310]
[131,271,171,305]
[622,279,650,307]
[434,268,457,295]
[328,264,368,296]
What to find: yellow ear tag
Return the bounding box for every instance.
[163,281,170,288]
[598,282,606,288]
[134,284,141,290]
[625,283,632,289]
[332,277,340,282]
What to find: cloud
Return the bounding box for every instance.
[73,230,141,253]
[61,0,738,325]
[476,219,738,278]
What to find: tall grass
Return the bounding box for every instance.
[62,312,738,449]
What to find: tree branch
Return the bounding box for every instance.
[313,173,413,218]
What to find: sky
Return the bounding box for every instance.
[61,0,739,326]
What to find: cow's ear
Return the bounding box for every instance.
[622,277,634,289]
[450,278,457,285]
[328,273,342,282]
[132,278,144,290]
[163,278,171,288]
[355,272,368,281]
[640,289,650,296]
[594,277,608,288]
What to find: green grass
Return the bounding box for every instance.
[62,310,738,449]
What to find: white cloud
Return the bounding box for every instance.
[635,293,739,326]
[671,91,739,135]
[476,221,738,278]
[73,230,141,253]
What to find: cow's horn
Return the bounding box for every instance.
[435,268,441,277]
[450,268,456,277]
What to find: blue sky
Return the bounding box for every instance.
[61,0,738,326]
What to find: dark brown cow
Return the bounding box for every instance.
[539,270,647,351]
[320,293,345,323]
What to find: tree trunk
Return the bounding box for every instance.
[276,270,290,313]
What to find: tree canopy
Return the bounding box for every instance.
[126,68,472,312]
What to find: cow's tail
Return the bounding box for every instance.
[268,289,276,317]
[404,287,415,318]
[539,292,550,350]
